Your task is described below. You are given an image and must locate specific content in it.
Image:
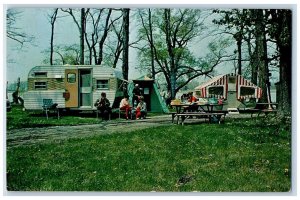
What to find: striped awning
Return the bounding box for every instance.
[195,74,262,100]
[195,74,228,99]
[236,74,262,99]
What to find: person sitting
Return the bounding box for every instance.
[119,95,131,120]
[184,92,198,113]
[188,92,198,103]
[135,96,147,119]
[94,92,111,120]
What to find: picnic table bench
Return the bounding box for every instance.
[170,102,227,125]
[238,102,278,118]
[173,112,226,125]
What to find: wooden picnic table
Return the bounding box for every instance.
[238,102,278,117]
[256,102,278,110]
[170,103,227,125]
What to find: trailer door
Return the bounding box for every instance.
[65,69,79,108]
[79,69,92,107]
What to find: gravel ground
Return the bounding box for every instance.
[6,114,254,147]
[6,115,173,147]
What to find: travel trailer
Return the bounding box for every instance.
[194,73,262,110]
[23,65,124,111]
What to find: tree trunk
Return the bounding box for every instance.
[148,9,155,79]
[277,10,292,116]
[122,8,130,95]
[12,77,20,104]
[97,9,112,65]
[50,9,58,65]
[254,9,269,103]
[246,32,258,85]
[164,9,177,99]
[80,8,85,65]
[236,35,242,75]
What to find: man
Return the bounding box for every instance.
[94,92,111,120]
[132,84,142,106]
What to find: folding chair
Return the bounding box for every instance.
[42,99,59,119]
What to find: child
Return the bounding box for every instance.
[135,96,147,119]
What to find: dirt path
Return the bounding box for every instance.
[6,115,172,147]
[6,114,254,147]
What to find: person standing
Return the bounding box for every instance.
[132,84,142,106]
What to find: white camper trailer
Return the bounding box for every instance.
[23,65,124,111]
[194,73,262,110]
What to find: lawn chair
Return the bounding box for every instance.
[42,99,59,119]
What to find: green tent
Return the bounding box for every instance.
[128,76,169,113]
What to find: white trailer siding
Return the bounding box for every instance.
[24,65,123,110]
[23,90,65,110]
[28,66,65,79]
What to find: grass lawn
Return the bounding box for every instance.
[6,115,291,192]
[6,105,163,130]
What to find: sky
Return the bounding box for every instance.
[5,5,292,86]
[5,7,143,84]
[5,6,238,85]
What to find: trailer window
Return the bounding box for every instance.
[34,72,47,77]
[34,81,47,90]
[240,87,255,96]
[96,80,109,89]
[208,86,224,96]
[67,73,76,83]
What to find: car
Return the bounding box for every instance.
[7,99,11,112]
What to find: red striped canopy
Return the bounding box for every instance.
[195,74,262,100]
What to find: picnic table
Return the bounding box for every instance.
[238,102,278,117]
[170,102,227,125]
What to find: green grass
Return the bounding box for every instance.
[6,105,100,130]
[6,117,291,192]
[6,105,165,130]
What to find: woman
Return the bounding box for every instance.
[119,95,131,120]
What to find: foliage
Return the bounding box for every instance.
[42,44,80,65]
[7,117,291,191]
[137,9,232,98]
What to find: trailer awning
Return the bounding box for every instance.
[236,74,262,99]
[195,74,228,99]
[195,74,262,100]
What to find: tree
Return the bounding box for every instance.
[137,9,230,99]
[252,9,270,103]
[213,9,249,75]
[49,8,59,65]
[138,9,156,79]
[122,8,130,84]
[84,9,122,65]
[43,44,81,65]
[61,8,86,64]
[104,17,123,68]
[267,9,292,116]
[6,9,34,46]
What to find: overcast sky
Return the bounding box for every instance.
[5,7,144,83]
[5,5,289,86]
[5,6,239,85]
